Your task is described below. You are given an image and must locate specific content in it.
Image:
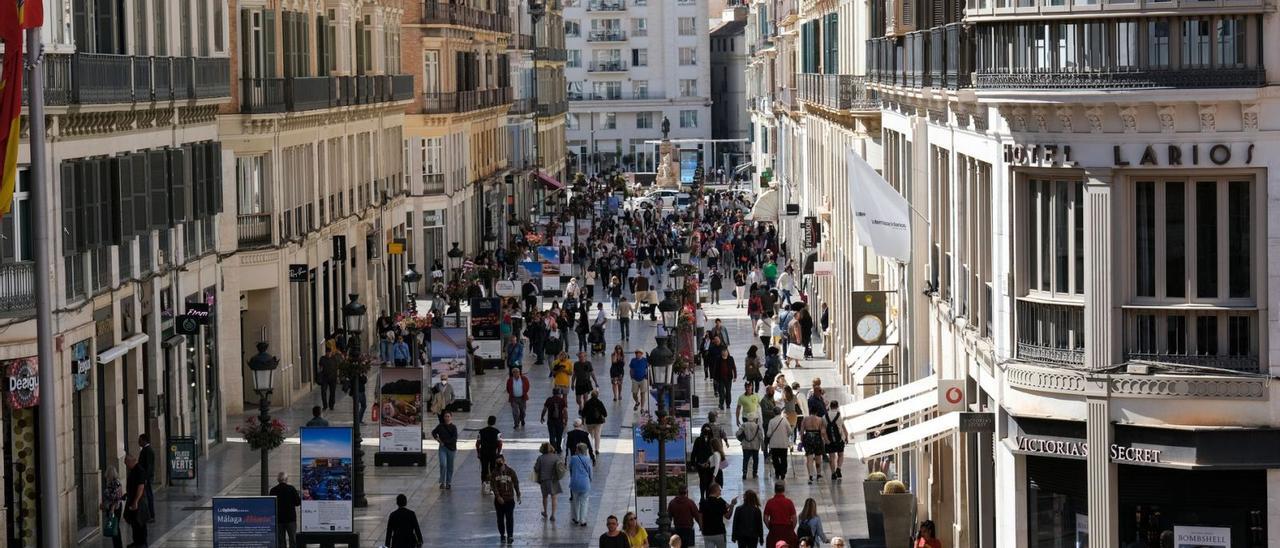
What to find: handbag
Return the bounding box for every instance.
[102,508,120,537]
[786,345,806,360]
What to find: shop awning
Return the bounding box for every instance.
[844,390,937,436]
[853,412,960,461]
[96,333,150,364]
[534,171,564,190]
[852,344,896,387]
[839,375,938,418]
[801,252,818,275]
[747,188,779,222]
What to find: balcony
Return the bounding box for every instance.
[240,74,414,114]
[536,100,568,117]
[974,68,1266,90]
[423,174,446,195]
[587,0,626,10]
[866,23,973,90]
[587,30,627,42]
[1015,298,1085,367]
[0,262,34,316]
[776,87,797,111]
[510,98,534,114]
[509,34,535,50]
[40,53,233,105]
[1122,309,1261,373]
[421,87,513,114]
[797,73,880,111]
[236,214,273,248]
[421,1,512,33]
[534,48,569,62]
[587,60,628,72]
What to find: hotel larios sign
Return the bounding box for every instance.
[1004,142,1255,168]
[1014,436,1163,464]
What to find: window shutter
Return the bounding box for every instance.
[169,146,190,224]
[77,160,96,251]
[210,142,224,215]
[192,143,207,219]
[131,153,149,234]
[317,15,328,75]
[97,158,115,246]
[149,149,169,228]
[263,9,277,78]
[113,156,131,244]
[60,161,76,256]
[240,9,251,78]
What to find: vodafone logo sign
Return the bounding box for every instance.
[937,380,966,413]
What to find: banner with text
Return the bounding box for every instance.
[299,427,354,533]
[212,496,277,548]
[377,367,423,454]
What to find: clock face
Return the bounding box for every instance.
[856,315,884,343]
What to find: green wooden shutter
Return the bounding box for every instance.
[60,161,77,256]
[113,156,131,243]
[263,10,277,78]
[131,153,149,234]
[149,149,169,228]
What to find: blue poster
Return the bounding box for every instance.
[300,427,354,533]
[680,151,698,184]
[212,496,277,548]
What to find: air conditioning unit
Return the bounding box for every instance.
[887,0,916,36]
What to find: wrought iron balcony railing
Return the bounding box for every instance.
[510,98,534,114]
[797,73,880,111]
[0,261,34,316]
[1015,298,1085,367]
[535,100,568,117]
[865,23,973,90]
[587,0,626,10]
[974,68,1266,90]
[240,74,414,113]
[534,48,569,62]
[43,53,232,105]
[422,1,512,33]
[587,30,627,42]
[509,34,535,50]
[236,214,273,248]
[422,174,446,195]
[587,60,628,72]
[421,87,513,114]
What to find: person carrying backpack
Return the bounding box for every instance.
[824,400,848,481]
[541,388,569,452]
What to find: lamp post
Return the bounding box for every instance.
[247,342,279,496]
[647,330,675,543]
[341,294,369,508]
[403,264,423,366]
[447,241,464,279]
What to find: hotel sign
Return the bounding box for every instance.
[1014,436,1162,464]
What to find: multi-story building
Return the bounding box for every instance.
[709,5,749,171]
[5,1,233,545]
[752,0,1280,543]
[563,0,712,175]
[511,0,569,222]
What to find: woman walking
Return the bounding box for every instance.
[568,443,594,526]
[100,466,125,548]
[491,454,521,544]
[796,498,831,546]
[534,442,564,521]
[731,489,764,547]
[573,351,598,409]
[824,400,848,480]
[736,416,764,480]
[622,512,649,548]
[582,390,609,452]
[756,315,773,352]
[609,345,626,402]
[744,345,764,393]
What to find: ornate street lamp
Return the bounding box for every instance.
[247,342,278,496]
[647,338,676,542]
[340,294,369,508]
[447,241,464,275]
[403,263,422,309]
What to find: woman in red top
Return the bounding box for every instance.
[914,520,941,548]
[763,483,799,548]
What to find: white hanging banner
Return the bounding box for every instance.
[847,149,912,262]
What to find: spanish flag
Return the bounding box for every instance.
[0,0,42,220]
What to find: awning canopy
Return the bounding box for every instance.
[852,344,896,387]
[97,333,150,364]
[801,252,818,275]
[838,375,938,418]
[534,171,564,190]
[748,188,779,222]
[853,412,960,461]
[844,389,937,436]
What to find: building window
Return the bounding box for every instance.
[1181,19,1211,68]
[678,17,696,35]
[679,79,698,97]
[1026,178,1085,297]
[679,47,697,65]
[603,112,617,129]
[632,18,647,36]
[632,80,649,98]
[679,110,698,128]
[565,20,580,37]
[423,50,439,93]
[632,48,648,67]
[636,112,653,129]
[1217,17,1245,67]
[567,50,581,68]
[1148,20,1170,68]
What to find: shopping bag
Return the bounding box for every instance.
[786,345,806,361]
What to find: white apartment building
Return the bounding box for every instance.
[563,0,712,175]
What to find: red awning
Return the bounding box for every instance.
[534,171,564,190]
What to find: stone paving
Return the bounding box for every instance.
[82,291,869,547]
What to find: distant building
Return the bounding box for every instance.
[709,7,749,175]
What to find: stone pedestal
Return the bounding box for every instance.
[655,140,680,189]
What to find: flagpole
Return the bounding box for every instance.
[27,26,60,548]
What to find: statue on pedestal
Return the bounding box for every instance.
[661,116,670,139]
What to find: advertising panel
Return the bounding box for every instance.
[430,327,469,398]
[71,340,91,392]
[377,367,423,453]
[633,414,688,527]
[212,496,277,548]
[167,437,197,481]
[299,427,354,533]
[470,298,503,360]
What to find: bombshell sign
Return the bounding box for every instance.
[1014,436,1162,464]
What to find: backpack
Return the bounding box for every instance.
[797,518,814,541]
[745,357,761,379]
[826,413,843,443]
[547,398,562,421]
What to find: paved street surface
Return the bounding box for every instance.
[84,294,868,547]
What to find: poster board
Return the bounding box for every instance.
[518,262,543,292]
[377,367,424,454]
[299,427,354,533]
[430,327,469,398]
[1173,526,1230,548]
[212,496,277,548]
[495,280,519,297]
[167,437,197,482]
[633,414,689,527]
[470,297,503,361]
[538,247,562,296]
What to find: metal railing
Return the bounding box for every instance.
[509,34,535,50]
[0,261,34,315]
[1015,298,1085,367]
[535,100,568,117]
[797,73,880,111]
[192,57,232,98]
[421,1,512,33]
[974,68,1266,89]
[422,174,446,195]
[866,23,972,90]
[391,74,415,100]
[286,77,333,111]
[569,92,624,101]
[587,30,627,42]
[59,53,232,104]
[23,52,73,105]
[241,78,287,113]
[534,48,568,62]
[421,87,513,114]
[72,53,133,103]
[587,60,628,72]
[237,214,273,248]
[240,74,413,113]
[587,0,626,10]
[776,87,797,111]
[509,98,534,114]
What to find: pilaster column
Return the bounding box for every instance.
[1083,170,1117,370]
[1086,395,1117,546]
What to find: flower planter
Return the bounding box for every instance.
[881,492,916,548]
[863,479,887,542]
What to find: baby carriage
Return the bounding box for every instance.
[589,324,606,355]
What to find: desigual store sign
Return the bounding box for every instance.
[1014,436,1163,464]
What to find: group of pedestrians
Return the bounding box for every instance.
[100,435,156,548]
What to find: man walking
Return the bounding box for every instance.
[431,412,459,489]
[541,388,570,452]
[318,347,340,410]
[629,350,650,412]
[137,434,156,522]
[477,416,504,494]
[506,368,530,428]
[269,472,302,548]
[124,453,148,547]
[617,297,633,340]
[392,335,411,367]
[505,335,524,369]
[698,483,737,548]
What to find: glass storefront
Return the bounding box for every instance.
[1026,456,1088,547]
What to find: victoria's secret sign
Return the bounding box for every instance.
[1015,436,1163,464]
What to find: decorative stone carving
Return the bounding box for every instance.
[973,107,989,132]
[1109,376,1267,400]
[1119,105,1139,133]
[1197,103,1216,132]
[1242,103,1259,131]
[1005,363,1086,394]
[1031,107,1048,132]
[1157,104,1176,133]
[1010,106,1028,133]
[1086,106,1103,133]
[1056,106,1073,133]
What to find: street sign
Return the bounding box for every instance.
[185,302,212,324]
[958,412,995,434]
[288,264,308,282]
[167,436,197,481]
[938,379,967,413]
[176,315,200,335]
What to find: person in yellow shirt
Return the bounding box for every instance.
[552,352,574,392]
[623,512,648,548]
